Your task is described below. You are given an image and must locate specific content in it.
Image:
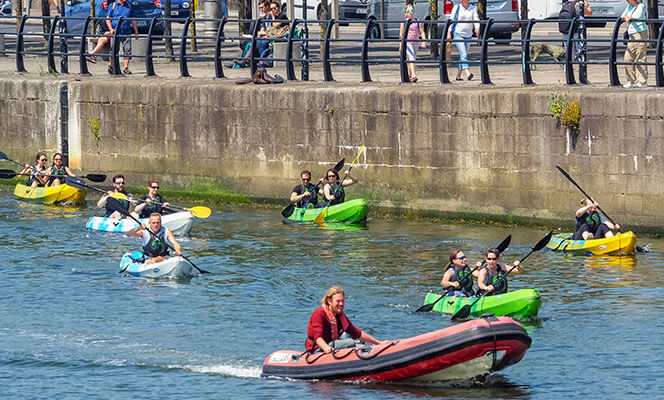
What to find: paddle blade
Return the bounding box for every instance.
[188,206,211,219]
[333,158,345,173]
[496,235,512,254]
[0,169,17,179]
[0,151,7,161]
[281,203,295,218]
[534,230,554,251]
[65,176,87,189]
[313,207,327,225]
[415,303,435,313]
[451,304,472,321]
[106,197,128,215]
[109,192,129,200]
[83,174,107,182]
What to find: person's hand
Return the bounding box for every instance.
[454,282,460,288]
[475,261,482,268]
[303,192,311,197]
[318,178,324,184]
[175,248,182,256]
[162,202,170,208]
[322,344,333,354]
[140,223,148,229]
[487,285,494,292]
[447,33,452,40]
[24,163,30,169]
[615,224,621,231]
[130,200,138,206]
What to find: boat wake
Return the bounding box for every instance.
[179,363,262,378]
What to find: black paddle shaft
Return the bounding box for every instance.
[106,197,210,274]
[556,165,616,225]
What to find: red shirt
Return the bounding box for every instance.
[305,306,362,352]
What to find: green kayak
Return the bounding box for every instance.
[284,199,368,224]
[422,289,542,320]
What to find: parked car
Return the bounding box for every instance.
[367,0,519,40]
[64,0,166,35]
[0,0,12,17]
[282,0,368,22]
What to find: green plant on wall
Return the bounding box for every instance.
[88,118,101,149]
[547,91,581,134]
[547,91,568,123]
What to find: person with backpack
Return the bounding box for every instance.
[558,0,592,64]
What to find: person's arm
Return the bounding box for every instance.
[447,5,457,39]
[583,0,592,16]
[133,201,147,214]
[509,260,523,274]
[441,268,459,289]
[167,230,181,255]
[35,172,49,186]
[358,330,382,346]
[341,170,356,187]
[97,192,111,208]
[132,19,139,38]
[399,22,405,50]
[419,22,427,43]
[19,164,31,175]
[64,166,75,176]
[316,337,333,354]
[290,187,310,203]
[126,224,145,238]
[477,269,493,293]
[473,8,480,37]
[575,203,594,217]
[323,183,334,201]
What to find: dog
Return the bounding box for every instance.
[531,42,566,70]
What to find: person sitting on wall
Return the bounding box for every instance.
[572,198,621,240]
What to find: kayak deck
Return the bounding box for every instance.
[546,231,637,255]
[86,211,194,236]
[422,289,542,320]
[119,251,196,279]
[285,198,368,224]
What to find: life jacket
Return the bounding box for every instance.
[328,182,345,206]
[295,183,318,209]
[447,263,475,295]
[104,191,130,217]
[482,264,508,295]
[139,194,165,219]
[27,164,47,187]
[141,226,171,257]
[576,211,601,233]
[49,165,67,185]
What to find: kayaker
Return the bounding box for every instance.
[441,249,478,297]
[126,213,182,264]
[47,153,75,187]
[320,168,357,207]
[306,286,383,354]
[134,179,170,218]
[476,247,522,296]
[97,174,137,218]
[290,170,320,209]
[572,198,621,240]
[19,152,49,188]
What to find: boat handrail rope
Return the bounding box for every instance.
[353,341,398,360]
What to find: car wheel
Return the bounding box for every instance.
[368,23,381,40]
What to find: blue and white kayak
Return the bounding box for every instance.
[119,251,197,279]
[86,211,194,236]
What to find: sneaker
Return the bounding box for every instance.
[108,65,113,75]
[467,73,474,81]
[410,76,418,82]
[122,67,131,75]
[85,55,97,63]
[623,83,633,88]
[635,83,646,88]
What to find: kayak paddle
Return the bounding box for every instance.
[0,151,26,167]
[415,235,511,313]
[556,165,617,226]
[451,230,553,321]
[0,169,106,182]
[106,197,210,275]
[281,158,345,219]
[314,147,365,225]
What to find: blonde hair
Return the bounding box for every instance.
[321,286,345,305]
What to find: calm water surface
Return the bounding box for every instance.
[1,189,663,399]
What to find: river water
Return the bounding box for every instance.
[1,190,663,399]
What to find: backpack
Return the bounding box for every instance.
[558,1,576,34]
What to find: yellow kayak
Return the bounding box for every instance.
[13,183,87,204]
[546,231,637,255]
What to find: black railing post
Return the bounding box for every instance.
[59,15,68,73]
[480,18,493,84]
[399,18,412,83]
[439,19,451,84]
[565,18,577,85]
[16,15,27,72]
[214,16,228,79]
[521,18,535,85]
[146,18,157,76]
[656,20,664,87]
[47,16,59,73]
[179,17,192,77]
[286,19,300,81]
[79,16,92,75]
[608,17,622,86]
[249,17,262,76]
[322,18,335,81]
[110,18,123,75]
[361,16,375,83]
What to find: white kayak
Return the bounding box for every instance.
[86,211,194,236]
[119,251,197,279]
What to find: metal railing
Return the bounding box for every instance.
[0,15,663,86]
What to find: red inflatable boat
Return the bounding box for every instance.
[261,316,531,383]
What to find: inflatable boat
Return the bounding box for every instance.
[261,316,531,382]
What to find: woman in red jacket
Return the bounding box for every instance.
[306,286,383,353]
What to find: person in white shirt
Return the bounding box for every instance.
[621,0,648,88]
[447,0,480,81]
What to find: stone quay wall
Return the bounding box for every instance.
[1,76,663,230]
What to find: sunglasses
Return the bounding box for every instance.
[457,256,466,260]
[115,181,125,185]
[486,257,497,260]
[406,9,414,12]
[54,158,62,161]
[39,158,47,162]
[270,7,278,10]
[327,175,336,178]
[301,178,310,181]
[150,186,159,189]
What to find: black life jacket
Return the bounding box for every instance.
[448,263,475,295]
[576,211,601,232]
[142,226,170,257]
[295,183,318,209]
[482,264,508,295]
[139,194,165,219]
[328,182,345,206]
